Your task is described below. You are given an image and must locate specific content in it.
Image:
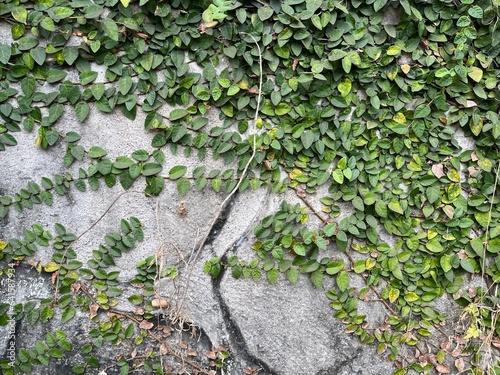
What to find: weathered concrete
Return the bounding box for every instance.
[0,98,400,374]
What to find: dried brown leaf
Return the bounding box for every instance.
[432,163,444,178]
[436,363,450,373]
[160,343,169,355]
[89,304,99,319]
[151,298,169,308]
[139,320,154,330]
[205,350,217,359]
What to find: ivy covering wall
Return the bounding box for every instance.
[0,0,500,374]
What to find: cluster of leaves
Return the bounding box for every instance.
[0,0,499,373]
[0,217,221,374]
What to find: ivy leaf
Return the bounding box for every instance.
[426,239,444,253]
[413,104,430,119]
[145,176,164,196]
[0,43,12,64]
[30,47,46,65]
[88,146,107,159]
[61,306,76,323]
[336,271,349,292]
[301,130,314,149]
[119,76,133,95]
[169,165,187,180]
[468,5,483,18]
[257,6,274,21]
[141,163,163,176]
[170,108,189,121]
[40,17,56,32]
[176,178,190,195]
[467,67,483,83]
[388,201,404,215]
[102,18,119,41]
[12,7,27,24]
[75,102,90,122]
[338,79,352,97]
[80,71,98,85]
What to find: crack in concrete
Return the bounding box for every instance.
[213,262,279,375]
[203,188,278,375]
[204,195,238,247]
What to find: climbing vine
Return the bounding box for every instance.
[0,0,500,374]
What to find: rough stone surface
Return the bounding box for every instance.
[0,100,399,374]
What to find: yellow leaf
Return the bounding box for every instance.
[427,229,438,239]
[464,324,480,339]
[393,112,406,123]
[404,292,419,302]
[401,64,411,74]
[0,241,7,250]
[365,258,376,270]
[446,169,460,182]
[467,66,483,82]
[289,169,303,180]
[43,261,60,272]
[237,79,249,90]
[388,288,400,303]
[120,0,130,6]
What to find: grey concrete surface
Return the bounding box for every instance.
[0,99,398,374]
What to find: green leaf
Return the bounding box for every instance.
[293,243,306,256]
[80,71,98,85]
[119,76,133,95]
[487,239,500,254]
[388,201,404,215]
[102,18,119,41]
[386,45,401,56]
[48,348,64,358]
[75,102,90,122]
[61,306,76,323]
[88,146,107,159]
[413,104,430,119]
[342,55,351,73]
[332,169,344,184]
[12,7,27,24]
[170,108,189,121]
[287,267,298,285]
[267,269,279,284]
[310,270,323,288]
[46,69,68,83]
[440,255,453,273]
[169,165,187,180]
[50,7,75,21]
[40,17,56,32]
[145,176,164,196]
[425,239,444,253]
[30,47,46,65]
[326,260,344,275]
[0,43,12,64]
[63,47,78,65]
[141,163,163,176]
[177,178,190,196]
[336,271,349,292]
[258,6,274,21]
[468,5,483,18]
[468,67,483,83]
[301,130,314,149]
[275,103,291,115]
[338,79,352,97]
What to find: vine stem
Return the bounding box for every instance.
[173,33,263,317]
[52,190,145,302]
